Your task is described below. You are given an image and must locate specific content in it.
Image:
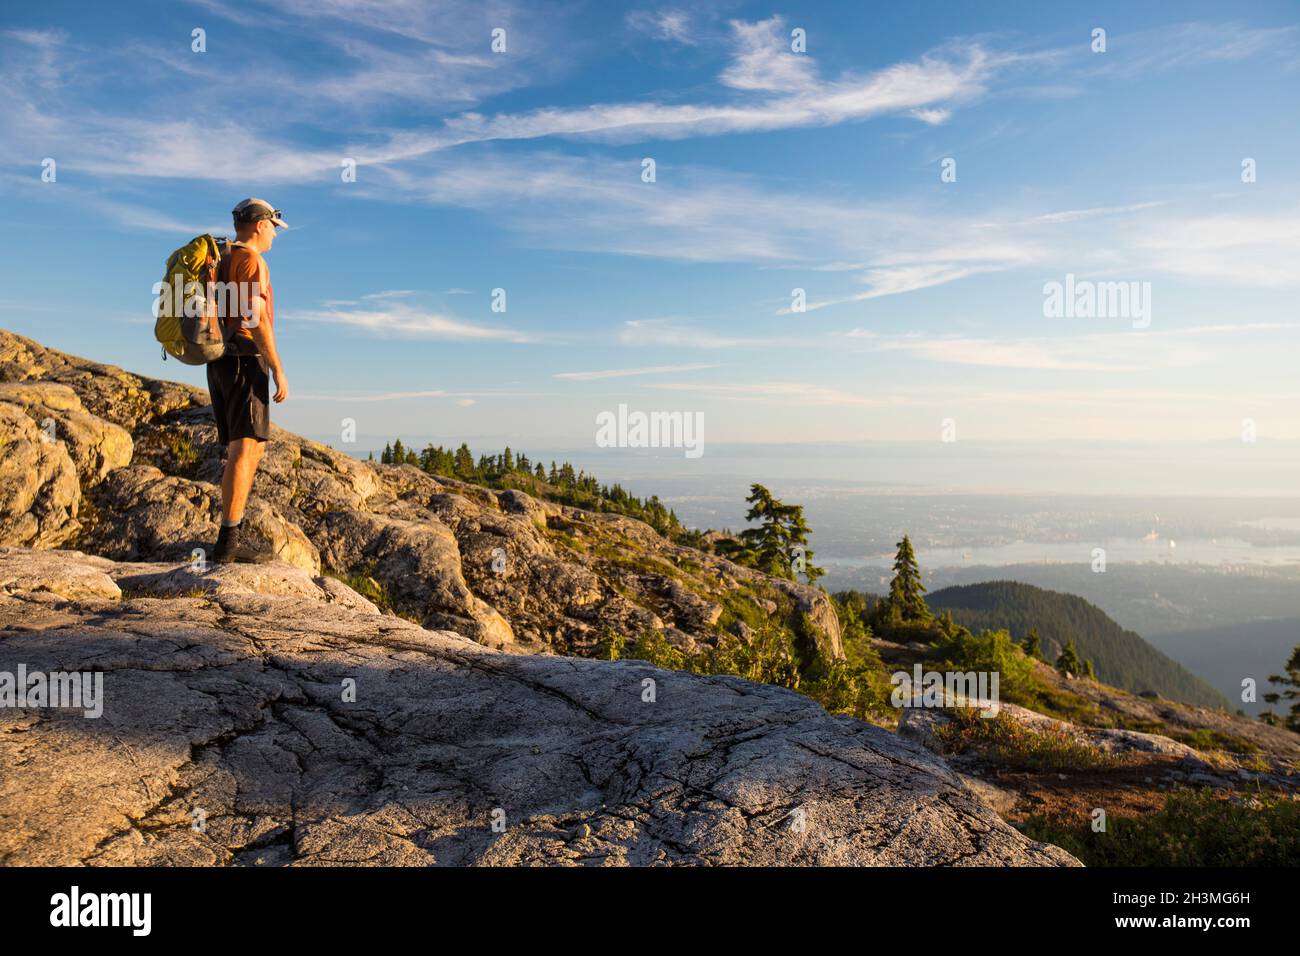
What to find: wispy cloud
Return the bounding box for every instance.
[619,318,808,349]
[0,18,1010,183]
[289,299,533,343]
[626,9,697,46]
[849,322,1300,372]
[554,362,721,380]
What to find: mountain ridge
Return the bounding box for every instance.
[928,580,1229,709]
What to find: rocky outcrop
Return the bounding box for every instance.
[0,328,842,661]
[0,547,1078,866]
[0,381,132,483]
[84,464,319,574]
[0,402,81,548]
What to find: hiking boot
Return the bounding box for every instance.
[212,523,275,564]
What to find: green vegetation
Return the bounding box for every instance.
[1262,643,1300,731]
[616,619,893,721]
[1170,727,1260,755]
[926,580,1229,709]
[713,483,823,584]
[1021,626,1043,660]
[1022,789,1300,866]
[887,535,928,623]
[1055,639,1094,679]
[379,439,697,543]
[136,425,200,479]
[328,563,392,613]
[931,626,1038,706]
[932,708,1123,772]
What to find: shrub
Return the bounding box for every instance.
[932,708,1122,772]
[331,563,392,613]
[931,627,1038,706]
[802,658,894,720]
[625,629,687,670]
[593,625,625,662]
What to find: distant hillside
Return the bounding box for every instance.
[928,581,1229,709]
[1147,618,1300,718]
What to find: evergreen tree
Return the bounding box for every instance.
[535,462,546,480]
[381,442,392,465]
[1056,640,1083,676]
[391,438,405,464]
[1263,644,1300,732]
[737,484,822,582]
[1082,657,1097,680]
[453,443,475,478]
[1021,626,1043,660]
[886,535,929,621]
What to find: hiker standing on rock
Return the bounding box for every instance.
[209,198,289,563]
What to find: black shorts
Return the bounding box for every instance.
[206,353,270,444]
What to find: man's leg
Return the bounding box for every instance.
[221,437,264,524]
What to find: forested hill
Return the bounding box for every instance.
[927,581,1230,710]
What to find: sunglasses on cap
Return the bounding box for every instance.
[235,207,285,225]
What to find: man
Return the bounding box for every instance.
[209,198,289,563]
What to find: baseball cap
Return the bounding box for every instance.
[232,198,288,228]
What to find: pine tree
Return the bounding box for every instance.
[1056,640,1083,676]
[736,484,822,582]
[1262,644,1300,732]
[1082,658,1097,680]
[453,443,475,479]
[1021,627,1043,660]
[886,535,929,621]
[535,462,546,480]
[381,442,392,465]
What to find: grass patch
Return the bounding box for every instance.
[1170,727,1260,755]
[135,425,201,479]
[932,707,1124,773]
[1022,789,1300,866]
[327,563,392,613]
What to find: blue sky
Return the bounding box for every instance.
[2,0,1299,457]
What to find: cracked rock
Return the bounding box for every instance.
[0,548,1078,867]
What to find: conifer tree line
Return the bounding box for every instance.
[375,439,691,539]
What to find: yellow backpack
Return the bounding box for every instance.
[154,234,229,364]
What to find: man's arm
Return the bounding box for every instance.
[236,259,287,404]
[248,315,288,403]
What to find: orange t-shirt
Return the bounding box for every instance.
[219,243,273,345]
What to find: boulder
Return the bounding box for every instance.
[0,547,120,601]
[0,402,81,548]
[84,465,319,574]
[0,381,132,483]
[0,548,1080,867]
